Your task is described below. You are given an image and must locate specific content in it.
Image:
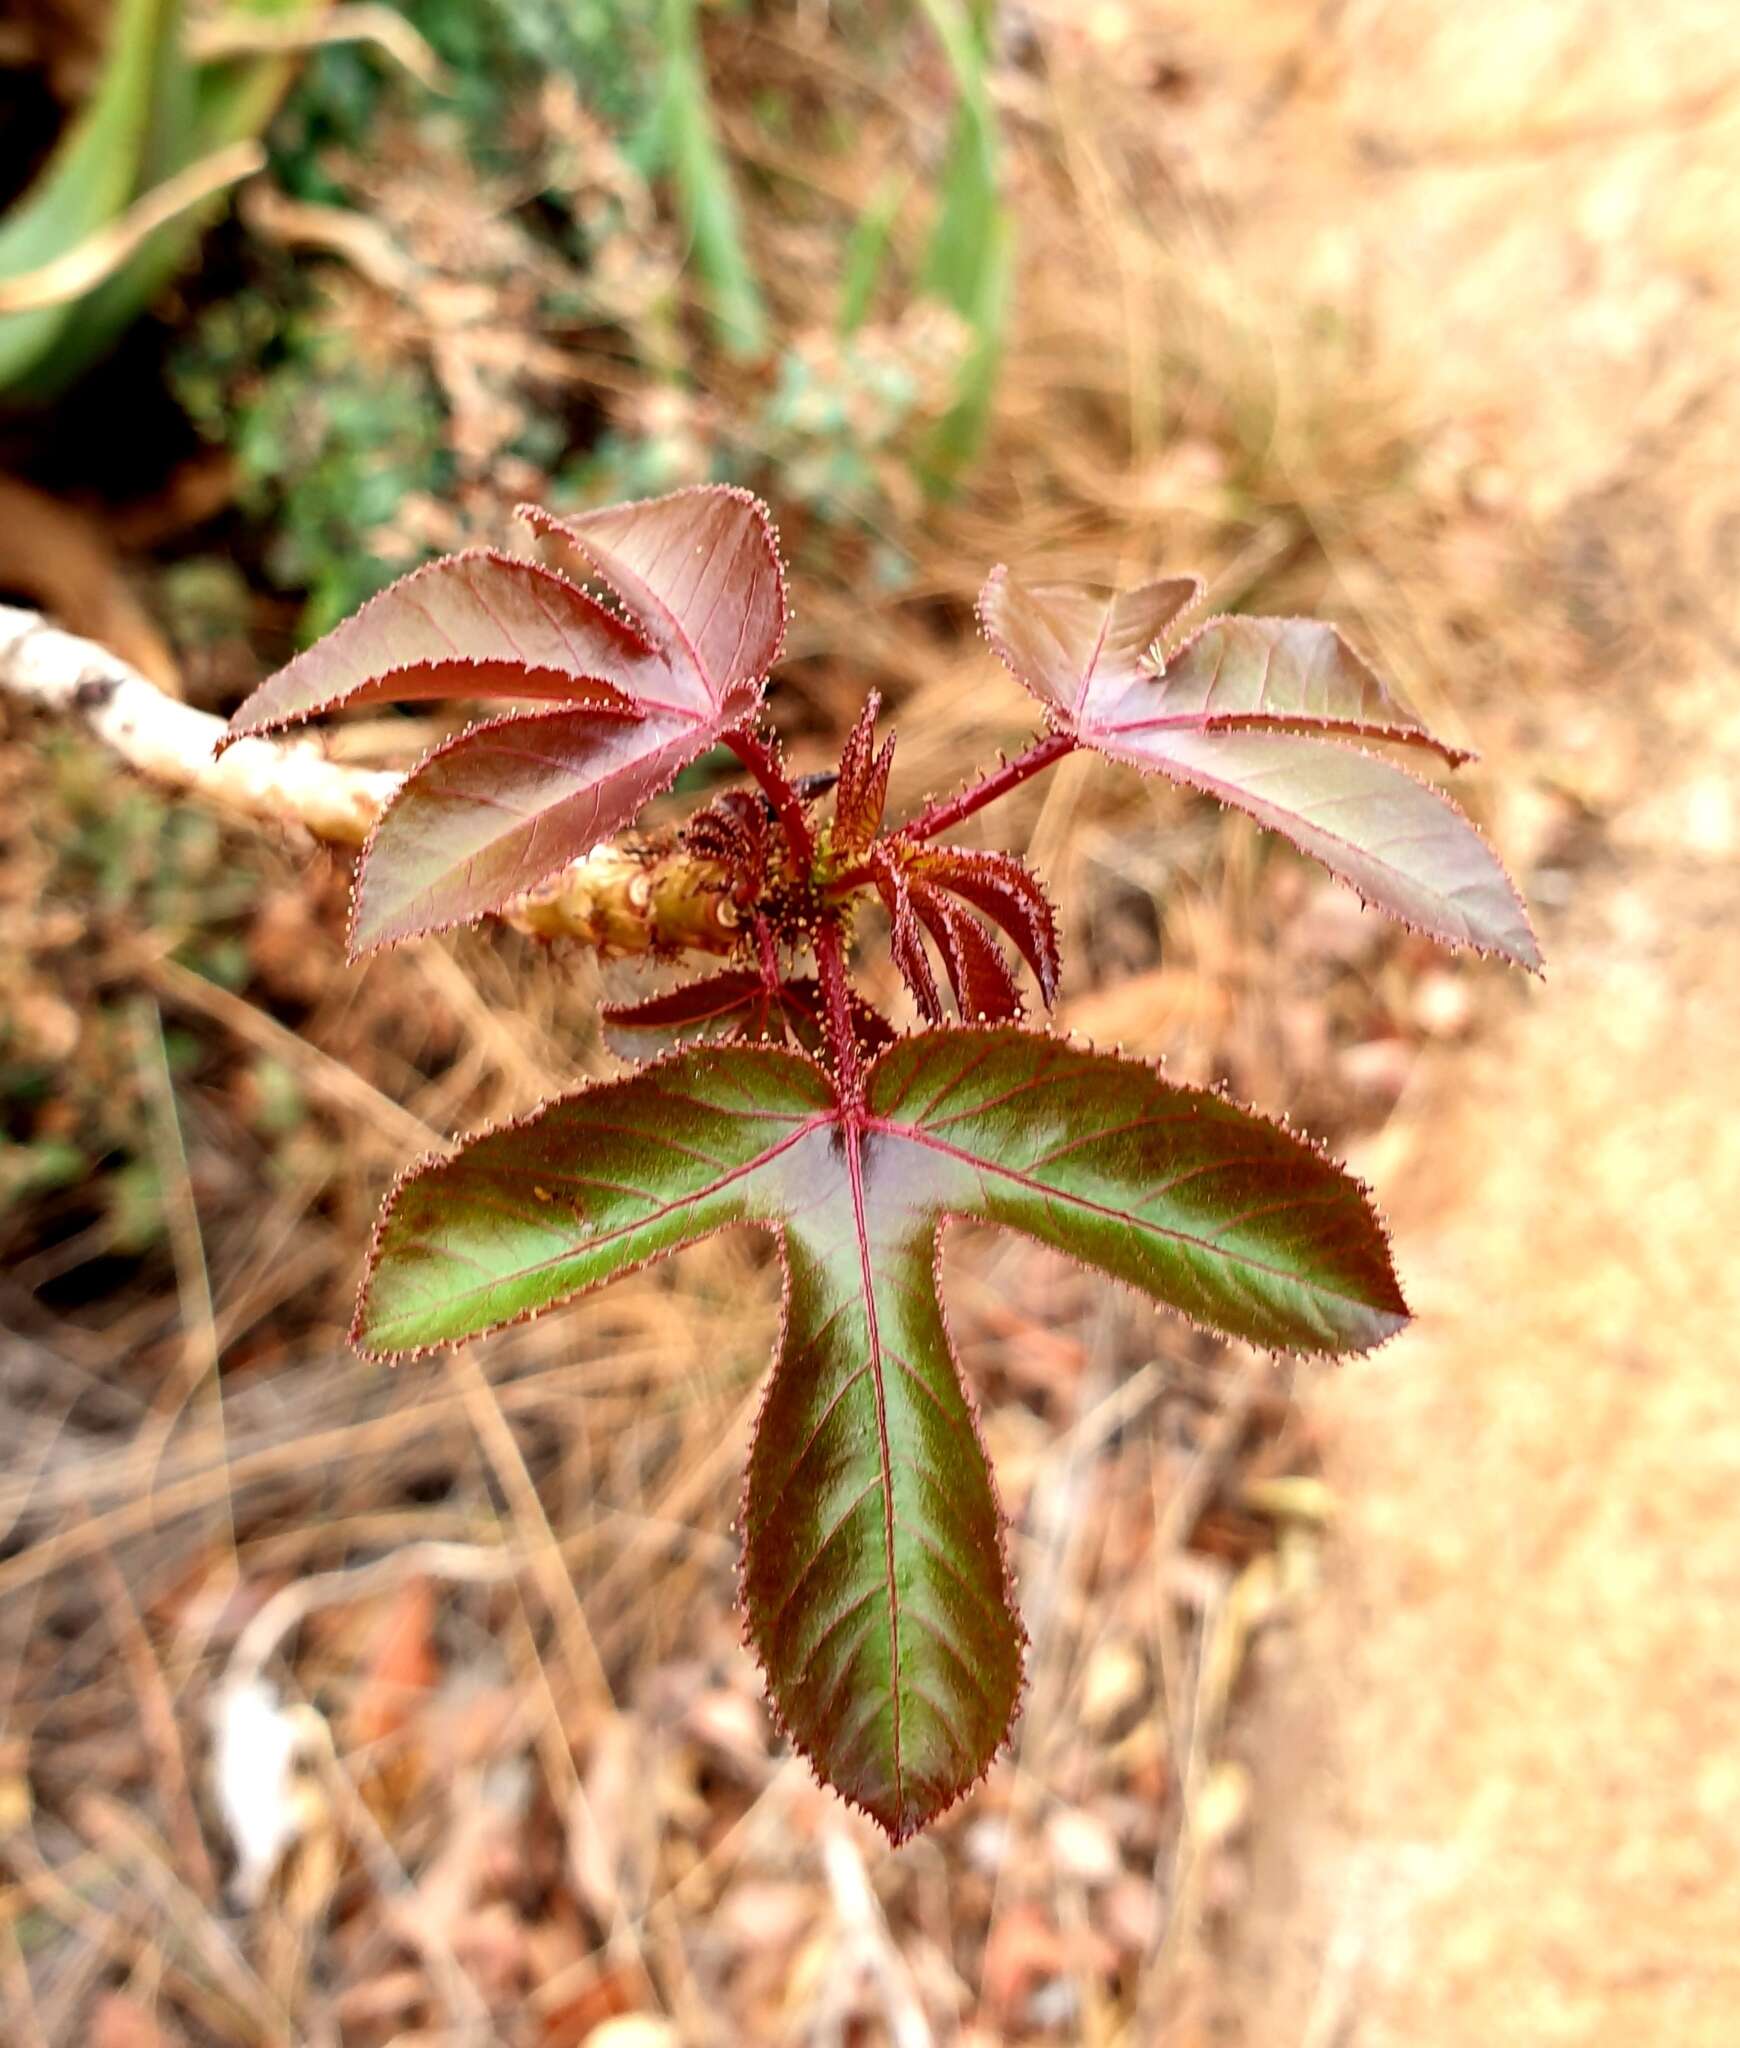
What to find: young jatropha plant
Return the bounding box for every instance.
[222,486,1537,1841]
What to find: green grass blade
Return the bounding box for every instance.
[656,0,767,359]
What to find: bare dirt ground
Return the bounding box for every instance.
[1201,5,1740,2037]
[1234,715,1740,2045]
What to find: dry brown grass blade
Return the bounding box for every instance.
[0,145,264,316]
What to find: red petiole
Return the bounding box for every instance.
[897,728,1076,843]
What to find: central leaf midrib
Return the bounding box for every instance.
[842,1114,905,1824]
[573,529,742,715]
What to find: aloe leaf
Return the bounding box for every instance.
[35,0,328,400]
[838,169,910,336]
[0,0,176,390]
[357,1031,1404,1835]
[653,0,767,358]
[914,0,1007,477]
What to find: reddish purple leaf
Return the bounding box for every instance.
[833,694,896,856]
[521,486,786,719]
[907,848,1061,1005]
[600,971,784,1056]
[977,572,1203,725]
[869,849,944,1022]
[350,705,702,956]
[683,789,771,899]
[981,568,1538,969]
[981,573,1465,760]
[1152,614,1473,760]
[220,551,655,748]
[1104,726,1540,968]
[222,491,791,951]
[908,883,1024,1022]
[600,972,896,1061]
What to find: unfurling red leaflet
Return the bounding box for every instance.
[227,485,1535,1840]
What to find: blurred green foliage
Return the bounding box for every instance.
[164,0,1012,636]
[175,297,456,637]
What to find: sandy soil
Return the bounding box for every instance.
[1229,537,1740,2048]
[1169,4,1740,2038]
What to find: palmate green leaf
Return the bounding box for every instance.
[356,1029,1406,1839]
[980,569,1541,970]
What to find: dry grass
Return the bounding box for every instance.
[5,0,1736,2040]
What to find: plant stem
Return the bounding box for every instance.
[726,725,861,1091]
[752,911,781,990]
[813,915,863,1105]
[726,726,814,867]
[898,729,1075,843]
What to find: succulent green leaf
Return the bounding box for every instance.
[357,1031,1405,1836]
[0,0,176,390]
[980,568,1538,969]
[24,0,327,402]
